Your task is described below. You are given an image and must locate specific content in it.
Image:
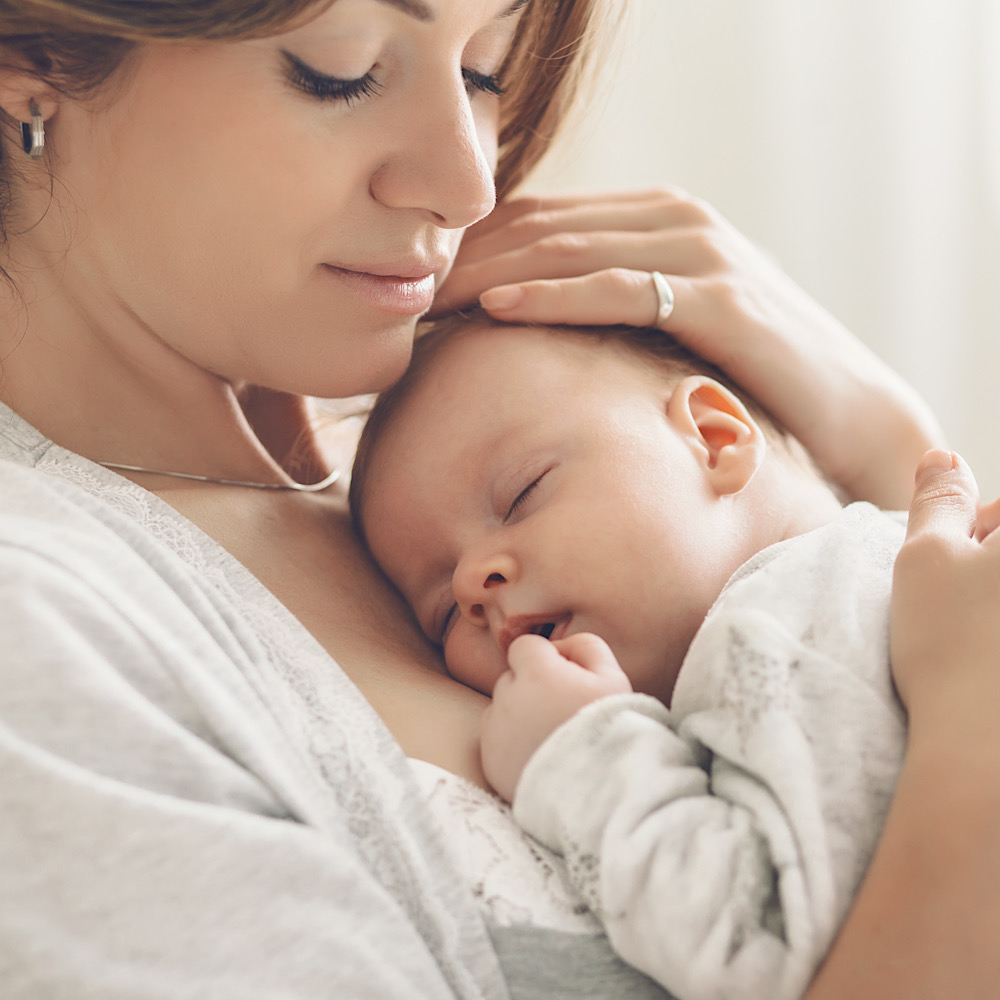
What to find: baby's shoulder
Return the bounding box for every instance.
[672,503,905,715]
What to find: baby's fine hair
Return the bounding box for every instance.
[349,309,824,539]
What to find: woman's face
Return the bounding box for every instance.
[39,0,521,398]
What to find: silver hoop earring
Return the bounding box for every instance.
[21,100,44,159]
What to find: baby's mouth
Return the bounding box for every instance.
[500,613,571,652]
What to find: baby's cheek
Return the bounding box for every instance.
[445,629,508,697]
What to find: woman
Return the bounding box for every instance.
[0,0,992,996]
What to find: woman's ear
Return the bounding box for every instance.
[666,375,767,496]
[0,66,58,140]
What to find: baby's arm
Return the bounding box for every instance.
[482,617,889,1000]
[482,636,818,1000]
[503,686,825,1000]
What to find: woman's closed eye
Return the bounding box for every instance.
[283,52,383,106]
[462,68,505,97]
[284,52,504,107]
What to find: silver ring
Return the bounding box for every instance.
[650,271,674,330]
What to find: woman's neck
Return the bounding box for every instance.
[0,273,319,486]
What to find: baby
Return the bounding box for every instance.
[349,312,908,1000]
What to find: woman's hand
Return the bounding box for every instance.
[890,449,1000,723]
[435,188,944,508]
[479,632,631,802]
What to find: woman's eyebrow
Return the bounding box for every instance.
[375,0,434,22]
[374,0,530,23]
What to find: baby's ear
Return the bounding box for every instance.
[667,376,767,496]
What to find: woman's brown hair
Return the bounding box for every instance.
[0,0,611,200]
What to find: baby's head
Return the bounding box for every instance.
[351,312,841,703]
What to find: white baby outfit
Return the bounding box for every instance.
[509,503,908,1000]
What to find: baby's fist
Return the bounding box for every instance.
[480,632,631,801]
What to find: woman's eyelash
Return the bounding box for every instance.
[506,475,542,521]
[283,52,383,105]
[462,68,505,97]
[284,53,502,105]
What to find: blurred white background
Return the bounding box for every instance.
[531,0,1000,498]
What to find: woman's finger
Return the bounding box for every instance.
[434,229,715,315]
[977,497,1000,541]
[458,191,714,265]
[903,450,978,545]
[477,267,690,331]
[467,187,686,241]
[890,450,994,716]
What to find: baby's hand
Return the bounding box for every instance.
[480,632,632,802]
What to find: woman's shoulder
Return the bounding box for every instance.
[0,455,265,720]
[0,446,304,731]
[0,420,273,628]
[0,451,208,607]
[0,405,179,564]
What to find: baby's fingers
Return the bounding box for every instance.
[506,632,574,675]
[506,632,632,698]
[550,633,631,688]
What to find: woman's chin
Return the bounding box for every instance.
[308,335,416,400]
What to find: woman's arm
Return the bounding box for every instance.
[435,189,944,508]
[804,725,1000,997]
[805,451,1000,998]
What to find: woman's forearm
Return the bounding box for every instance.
[833,373,945,510]
[805,718,1000,998]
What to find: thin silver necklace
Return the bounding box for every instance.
[98,461,342,493]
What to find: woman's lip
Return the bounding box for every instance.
[322,264,436,316]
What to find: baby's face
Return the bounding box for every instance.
[362,325,748,702]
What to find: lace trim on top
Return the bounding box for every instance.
[410,758,600,934]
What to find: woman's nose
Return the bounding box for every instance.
[452,552,517,626]
[369,74,497,229]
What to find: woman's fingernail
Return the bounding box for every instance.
[917,449,956,484]
[480,285,524,311]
